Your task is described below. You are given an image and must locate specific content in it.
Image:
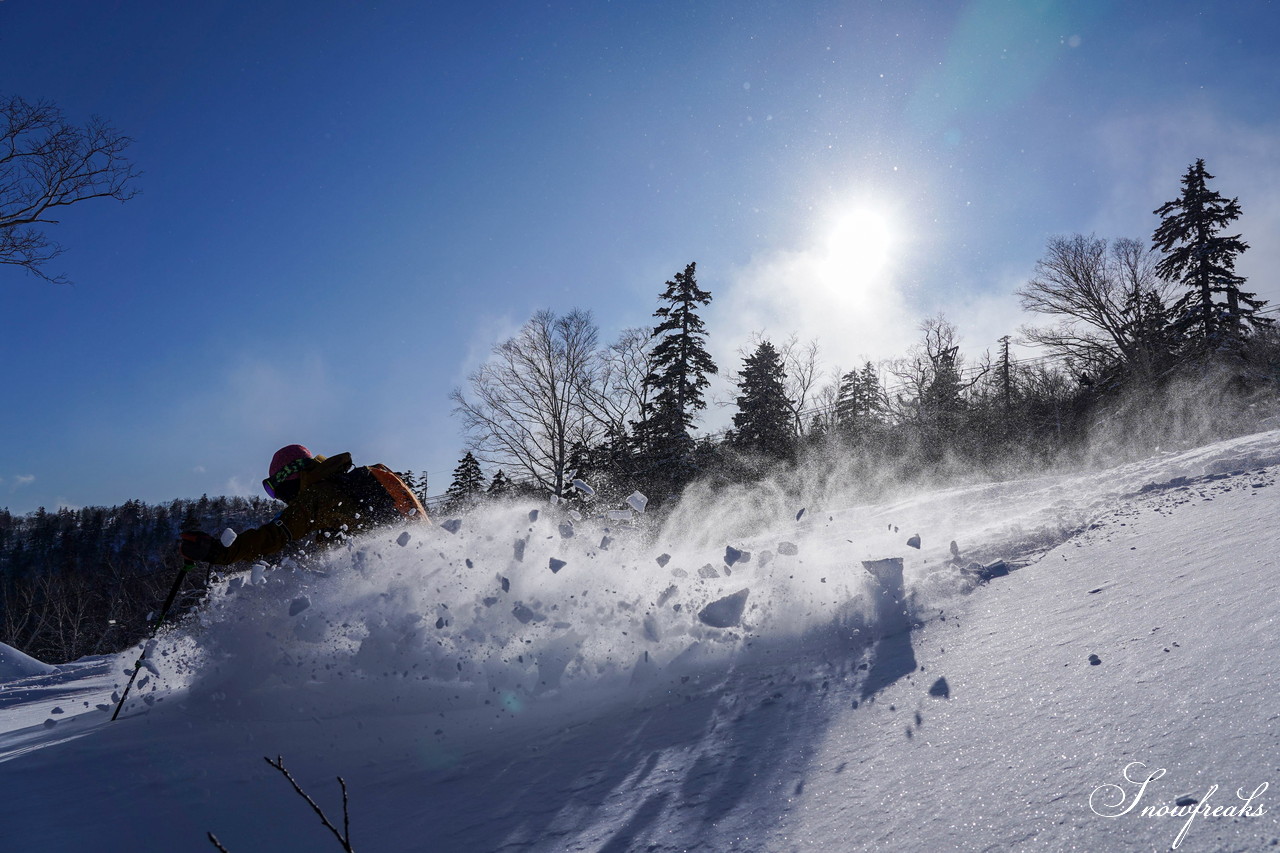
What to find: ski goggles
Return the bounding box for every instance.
[262,457,312,499]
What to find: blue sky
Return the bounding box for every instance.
[3,0,1278,515]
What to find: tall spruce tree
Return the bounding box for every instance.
[835,361,883,444]
[633,262,717,490]
[1153,159,1268,350]
[732,340,793,459]
[444,452,486,511]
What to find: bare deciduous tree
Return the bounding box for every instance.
[777,335,824,438]
[1017,234,1174,378]
[451,309,602,498]
[1,95,140,283]
[582,326,654,441]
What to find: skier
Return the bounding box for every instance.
[179,444,428,566]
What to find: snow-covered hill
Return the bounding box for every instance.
[3,432,1279,852]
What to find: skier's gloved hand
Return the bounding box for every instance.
[179,531,217,562]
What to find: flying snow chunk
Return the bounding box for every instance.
[396,531,412,547]
[513,538,526,562]
[250,562,268,585]
[698,588,750,628]
[796,508,806,522]
[626,491,648,513]
[513,603,545,624]
[289,596,311,616]
[656,553,672,568]
[777,542,799,556]
[724,546,751,566]
[559,522,575,539]
[600,535,612,550]
[220,528,238,547]
[549,557,567,574]
[907,534,921,549]
[441,519,463,534]
[572,479,596,497]
[529,509,540,523]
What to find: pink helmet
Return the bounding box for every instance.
[264,444,314,497]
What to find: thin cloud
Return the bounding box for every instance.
[224,476,256,499]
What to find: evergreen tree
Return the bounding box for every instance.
[835,361,883,444]
[632,262,718,493]
[487,469,512,498]
[444,452,486,511]
[1119,286,1176,378]
[732,340,793,459]
[980,335,1026,449]
[1153,159,1268,351]
[920,345,964,433]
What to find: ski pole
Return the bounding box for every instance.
[111,559,195,721]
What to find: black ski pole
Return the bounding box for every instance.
[111,559,195,721]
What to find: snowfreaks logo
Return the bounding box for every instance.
[1089,761,1269,849]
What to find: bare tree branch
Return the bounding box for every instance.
[1,96,140,283]
[1016,234,1172,376]
[777,335,823,437]
[263,755,355,852]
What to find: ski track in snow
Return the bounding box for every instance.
[2,430,1280,851]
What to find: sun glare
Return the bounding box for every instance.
[822,207,897,286]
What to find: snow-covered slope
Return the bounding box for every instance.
[2,432,1279,852]
[0,641,56,680]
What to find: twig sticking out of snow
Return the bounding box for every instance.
[207,756,356,851]
[265,755,355,851]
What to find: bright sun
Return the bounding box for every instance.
[819,207,898,290]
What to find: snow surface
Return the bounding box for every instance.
[0,641,56,679]
[2,431,1280,851]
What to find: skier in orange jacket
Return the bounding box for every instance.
[180,444,428,565]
